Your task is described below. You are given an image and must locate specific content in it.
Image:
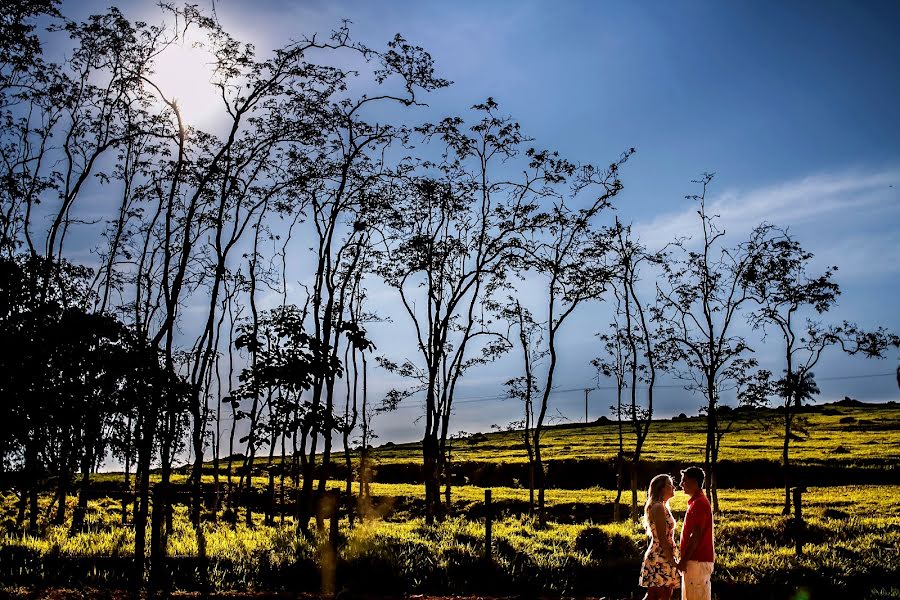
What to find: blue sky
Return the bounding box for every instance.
[56,1,900,445]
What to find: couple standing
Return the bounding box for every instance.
[639,466,715,600]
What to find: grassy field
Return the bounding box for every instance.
[181,402,900,493]
[2,483,899,598]
[368,403,900,465]
[3,401,899,599]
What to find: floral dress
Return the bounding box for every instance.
[639,502,680,588]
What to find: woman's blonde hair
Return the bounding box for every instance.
[643,473,673,531]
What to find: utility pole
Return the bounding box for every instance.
[584,388,589,423]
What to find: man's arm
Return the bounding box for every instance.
[677,521,703,571]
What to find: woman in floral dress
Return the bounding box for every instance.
[639,474,680,599]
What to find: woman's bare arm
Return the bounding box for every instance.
[650,504,674,563]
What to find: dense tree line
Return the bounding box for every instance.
[1,3,897,594]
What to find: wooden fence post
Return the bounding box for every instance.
[245,485,253,525]
[266,470,275,525]
[485,488,492,562]
[330,492,340,551]
[210,482,220,522]
[347,490,355,529]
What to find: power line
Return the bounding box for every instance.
[816,372,895,382]
[214,372,897,415]
[388,371,897,410]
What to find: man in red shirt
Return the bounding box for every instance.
[676,466,714,600]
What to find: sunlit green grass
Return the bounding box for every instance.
[4,402,897,596]
[368,404,900,465]
[2,485,898,596]
[87,406,893,500]
[4,485,897,553]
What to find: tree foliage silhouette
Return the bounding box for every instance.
[746,229,900,512]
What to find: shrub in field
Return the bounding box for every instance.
[436,545,495,593]
[342,523,439,591]
[823,508,851,520]
[574,526,640,560]
[718,516,831,548]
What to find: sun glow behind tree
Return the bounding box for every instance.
[149,33,221,129]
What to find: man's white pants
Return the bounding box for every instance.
[681,561,713,600]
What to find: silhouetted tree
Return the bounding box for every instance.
[0,1,452,587]
[271,29,449,533]
[597,222,674,522]
[498,297,543,512]
[746,229,900,513]
[657,174,775,512]
[593,317,628,521]
[377,101,585,522]
[519,150,633,526]
[0,252,176,552]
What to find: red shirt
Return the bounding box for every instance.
[680,490,714,563]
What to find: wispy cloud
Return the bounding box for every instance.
[633,167,900,280]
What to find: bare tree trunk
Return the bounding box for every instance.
[343,343,359,527]
[422,432,440,525]
[534,333,558,528]
[160,410,176,535]
[439,425,451,513]
[20,437,41,533]
[294,425,310,527]
[299,416,318,533]
[241,217,266,527]
[358,353,370,501]
[71,440,95,531]
[316,380,337,530]
[630,462,639,523]
[225,298,240,513]
[54,469,68,525]
[124,415,132,494]
[534,433,546,528]
[279,431,286,526]
[53,437,71,525]
[613,455,623,521]
[783,410,792,515]
[704,373,716,510]
[613,382,624,521]
[133,410,153,591]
